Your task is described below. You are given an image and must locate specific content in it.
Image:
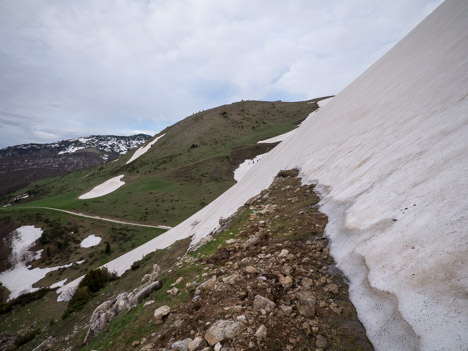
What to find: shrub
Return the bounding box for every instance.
[105,242,111,255]
[0,288,51,315]
[62,267,117,318]
[14,327,41,347]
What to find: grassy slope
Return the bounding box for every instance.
[10,100,320,227]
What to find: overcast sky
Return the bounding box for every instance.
[0,0,442,148]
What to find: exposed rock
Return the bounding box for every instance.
[330,303,342,315]
[245,266,257,274]
[278,274,293,289]
[84,300,115,342]
[171,338,192,351]
[173,277,184,285]
[325,283,339,294]
[167,287,179,296]
[279,304,293,316]
[316,335,327,348]
[301,277,313,289]
[254,325,267,340]
[32,336,54,351]
[198,277,216,292]
[140,344,155,351]
[154,305,171,322]
[214,342,222,351]
[188,336,206,351]
[144,300,155,307]
[133,281,163,306]
[296,290,316,317]
[204,320,242,346]
[113,292,132,314]
[278,249,289,258]
[131,340,140,347]
[253,295,275,312]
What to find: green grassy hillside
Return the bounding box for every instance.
[10,99,321,227]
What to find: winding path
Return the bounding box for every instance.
[25,207,172,230]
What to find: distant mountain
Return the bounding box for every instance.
[0,134,151,195]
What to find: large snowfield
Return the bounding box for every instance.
[59,1,467,350]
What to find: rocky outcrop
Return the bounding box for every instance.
[84,264,162,343]
[204,320,243,346]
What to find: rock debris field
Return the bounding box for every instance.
[84,170,373,351]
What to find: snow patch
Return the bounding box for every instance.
[126,133,165,164]
[79,175,125,199]
[80,234,102,248]
[50,278,67,289]
[58,146,85,155]
[233,153,268,182]
[0,226,74,300]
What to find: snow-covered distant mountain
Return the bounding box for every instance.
[3,134,151,157]
[0,134,151,195]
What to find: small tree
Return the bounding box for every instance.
[105,242,111,255]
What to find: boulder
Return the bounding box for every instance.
[278,274,293,289]
[167,287,179,296]
[171,338,192,351]
[154,305,171,321]
[254,325,267,340]
[296,290,316,317]
[253,295,275,312]
[188,336,206,351]
[132,281,163,306]
[204,320,242,346]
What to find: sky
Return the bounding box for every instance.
[0,0,442,148]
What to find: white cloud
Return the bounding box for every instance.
[0,0,443,148]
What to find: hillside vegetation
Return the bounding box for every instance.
[9,100,320,227]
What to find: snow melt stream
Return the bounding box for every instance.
[59,2,467,350]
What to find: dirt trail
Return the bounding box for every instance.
[24,207,172,230]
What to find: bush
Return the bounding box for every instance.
[105,242,111,255]
[62,267,117,319]
[0,288,51,315]
[14,327,41,347]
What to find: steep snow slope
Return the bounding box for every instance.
[59,1,467,350]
